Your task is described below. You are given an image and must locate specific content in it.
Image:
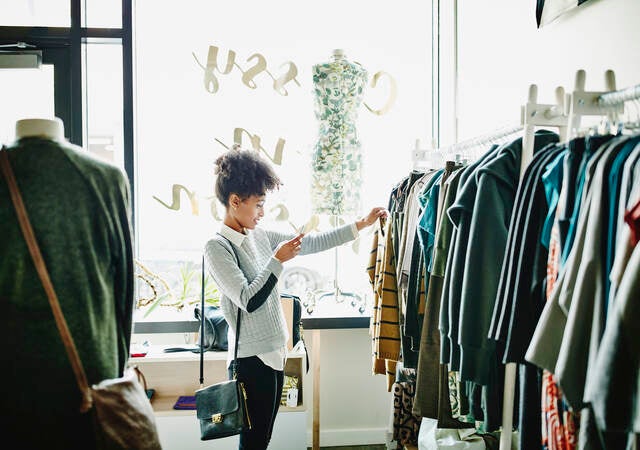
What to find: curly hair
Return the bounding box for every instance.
[214,145,282,206]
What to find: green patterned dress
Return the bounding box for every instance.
[311,57,368,217]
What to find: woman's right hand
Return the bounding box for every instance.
[274,233,304,263]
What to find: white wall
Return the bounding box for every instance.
[304,328,394,447]
[454,0,640,141]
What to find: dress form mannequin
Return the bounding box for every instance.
[310,49,367,216]
[309,50,368,309]
[15,117,64,142]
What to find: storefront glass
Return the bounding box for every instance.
[133,0,432,323]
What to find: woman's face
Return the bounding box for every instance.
[232,194,266,231]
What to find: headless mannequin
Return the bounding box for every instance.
[14,117,64,142]
[310,48,367,217]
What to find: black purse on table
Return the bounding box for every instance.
[195,241,251,440]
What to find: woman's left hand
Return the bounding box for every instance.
[356,207,388,231]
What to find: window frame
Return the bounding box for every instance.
[0,0,134,214]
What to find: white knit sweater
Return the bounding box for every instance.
[205,222,358,359]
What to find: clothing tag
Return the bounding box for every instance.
[286,388,298,407]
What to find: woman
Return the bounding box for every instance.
[205,146,386,450]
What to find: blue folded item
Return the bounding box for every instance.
[173,395,197,410]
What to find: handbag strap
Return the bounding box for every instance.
[0,149,93,412]
[199,235,241,387]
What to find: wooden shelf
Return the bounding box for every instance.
[131,344,308,415]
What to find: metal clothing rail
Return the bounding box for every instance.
[438,124,523,154]
[413,124,523,166]
[598,83,640,106]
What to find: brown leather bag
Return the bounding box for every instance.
[1,148,162,450]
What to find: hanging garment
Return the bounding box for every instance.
[625,198,640,246]
[405,171,443,360]
[560,135,615,266]
[525,135,618,375]
[582,143,640,449]
[541,146,579,450]
[489,144,559,344]
[584,222,640,437]
[526,134,640,450]
[603,137,640,303]
[457,130,558,386]
[500,143,565,360]
[441,144,501,371]
[413,164,470,430]
[527,135,629,407]
[399,170,439,368]
[368,217,401,391]
[393,380,422,449]
[412,170,444,418]
[608,144,640,302]
[489,141,565,449]
[397,171,431,279]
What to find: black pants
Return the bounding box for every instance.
[229,356,284,450]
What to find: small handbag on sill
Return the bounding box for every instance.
[195,240,251,440]
[194,304,229,351]
[0,148,162,450]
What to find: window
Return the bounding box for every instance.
[83,40,125,168]
[0,64,55,143]
[81,0,121,28]
[2,1,434,330]
[133,0,432,325]
[0,0,71,27]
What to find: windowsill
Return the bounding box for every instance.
[129,344,307,362]
[133,315,371,334]
[301,316,369,329]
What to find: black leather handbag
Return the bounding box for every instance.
[196,378,251,440]
[195,242,251,440]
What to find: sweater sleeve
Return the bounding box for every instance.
[205,238,283,313]
[266,222,358,256]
